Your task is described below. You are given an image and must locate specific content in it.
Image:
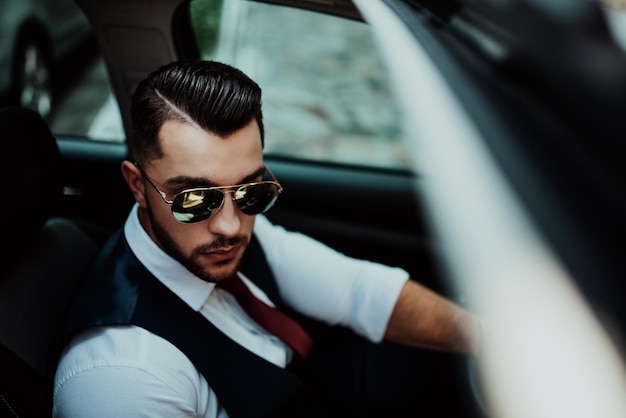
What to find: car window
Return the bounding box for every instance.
[190,0,411,170]
[3,0,411,171]
[49,53,124,142]
[0,0,123,142]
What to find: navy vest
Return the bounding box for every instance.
[59,230,316,418]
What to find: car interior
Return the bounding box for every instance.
[1,0,470,416]
[2,0,626,416]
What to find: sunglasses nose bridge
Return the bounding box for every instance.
[223,186,245,202]
[216,188,239,210]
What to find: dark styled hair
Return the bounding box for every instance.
[129,60,264,164]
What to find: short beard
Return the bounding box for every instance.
[146,199,249,283]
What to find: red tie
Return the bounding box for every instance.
[216,276,313,361]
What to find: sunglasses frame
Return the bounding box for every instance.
[136,163,283,223]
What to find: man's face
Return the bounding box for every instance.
[137,119,264,283]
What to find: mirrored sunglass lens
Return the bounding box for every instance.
[171,190,223,223]
[235,183,280,215]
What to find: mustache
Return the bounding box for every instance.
[196,235,249,253]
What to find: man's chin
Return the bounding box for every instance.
[191,240,249,282]
[196,255,242,283]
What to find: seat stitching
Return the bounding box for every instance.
[0,393,19,418]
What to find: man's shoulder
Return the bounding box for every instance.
[59,325,178,364]
[55,324,201,389]
[53,326,211,417]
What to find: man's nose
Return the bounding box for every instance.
[208,192,241,237]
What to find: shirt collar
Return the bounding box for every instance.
[123,203,215,311]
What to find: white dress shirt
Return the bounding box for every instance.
[53,204,408,417]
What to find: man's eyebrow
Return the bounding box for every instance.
[164,166,266,189]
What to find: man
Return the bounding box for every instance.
[53,60,481,417]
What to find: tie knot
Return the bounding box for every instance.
[216,276,248,296]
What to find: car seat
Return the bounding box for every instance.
[0,106,105,417]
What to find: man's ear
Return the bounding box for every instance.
[121,160,147,207]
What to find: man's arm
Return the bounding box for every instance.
[384,279,482,356]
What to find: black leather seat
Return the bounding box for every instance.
[0,107,105,417]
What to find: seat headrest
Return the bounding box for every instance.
[0,107,62,272]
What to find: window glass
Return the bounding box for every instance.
[0,0,123,142]
[50,53,124,142]
[190,0,411,170]
[1,0,410,170]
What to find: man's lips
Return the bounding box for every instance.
[201,246,240,262]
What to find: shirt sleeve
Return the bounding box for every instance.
[53,326,221,418]
[253,215,409,342]
[53,365,198,418]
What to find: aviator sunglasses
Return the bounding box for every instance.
[136,163,283,224]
